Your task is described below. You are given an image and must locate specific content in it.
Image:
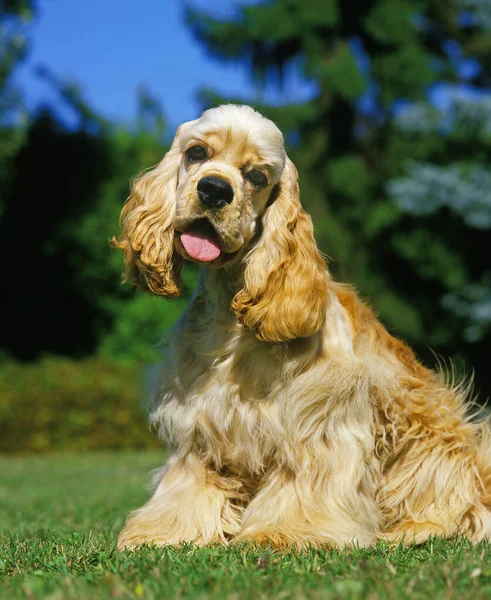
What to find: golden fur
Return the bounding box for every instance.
[113,105,491,550]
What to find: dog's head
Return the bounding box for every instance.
[114,105,329,341]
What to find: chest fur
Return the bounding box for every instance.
[153,329,323,474]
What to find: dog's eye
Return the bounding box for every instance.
[186,145,207,162]
[247,170,268,188]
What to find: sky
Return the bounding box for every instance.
[14,0,313,131]
[13,0,485,133]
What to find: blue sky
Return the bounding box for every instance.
[14,0,486,132]
[14,0,313,130]
[15,0,254,129]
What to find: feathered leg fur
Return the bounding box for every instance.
[117,453,244,549]
[376,378,491,544]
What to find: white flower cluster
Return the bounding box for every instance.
[394,103,440,134]
[395,96,491,135]
[388,163,491,229]
[453,96,491,134]
[459,0,491,31]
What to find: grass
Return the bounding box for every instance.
[1,453,491,599]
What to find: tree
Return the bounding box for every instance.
[0,78,195,362]
[0,2,196,363]
[0,0,35,214]
[187,0,491,395]
[386,1,491,372]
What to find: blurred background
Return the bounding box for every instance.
[1,0,490,453]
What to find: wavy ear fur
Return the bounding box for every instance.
[232,157,330,342]
[112,135,183,296]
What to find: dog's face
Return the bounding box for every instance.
[114,104,329,342]
[172,106,286,266]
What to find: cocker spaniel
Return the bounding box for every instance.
[114,104,491,550]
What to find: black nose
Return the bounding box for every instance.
[197,176,234,209]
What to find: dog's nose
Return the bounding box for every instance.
[197,176,234,209]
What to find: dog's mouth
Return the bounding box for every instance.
[178,219,223,263]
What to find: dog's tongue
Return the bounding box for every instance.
[181,231,221,262]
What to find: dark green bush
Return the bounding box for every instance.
[0,356,161,453]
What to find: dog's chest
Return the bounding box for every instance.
[192,346,290,473]
[158,337,299,473]
[194,384,284,473]
[156,323,324,474]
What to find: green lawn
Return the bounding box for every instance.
[1,453,490,599]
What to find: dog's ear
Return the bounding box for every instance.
[112,126,187,297]
[232,157,330,342]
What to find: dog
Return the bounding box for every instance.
[114,104,491,550]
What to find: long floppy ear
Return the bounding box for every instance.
[232,157,330,342]
[112,131,184,296]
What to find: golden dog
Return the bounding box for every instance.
[114,105,491,550]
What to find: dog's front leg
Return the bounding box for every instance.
[118,453,243,549]
[236,460,380,550]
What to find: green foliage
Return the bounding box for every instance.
[99,268,197,363]
[1,452,491,598]
[0,110,117,359]
[0,0,33,215]
[0,0,34,109]
[365,0,422,44]
[0,94,193,362]
[372,45,435,105]
[0,357,160,452]
[60,123,194,359]
[327,155,372,202]
[322,43,367,100]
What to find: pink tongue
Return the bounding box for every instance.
[181,231,221,262]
